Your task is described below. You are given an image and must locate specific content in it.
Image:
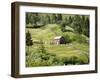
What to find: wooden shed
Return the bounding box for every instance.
[54,36,66,44]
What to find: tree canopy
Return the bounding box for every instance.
[26,13,89,37]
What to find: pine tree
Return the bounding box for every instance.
[26,31,33,46]
[45,15,51,24]
[57,14,62,23]
[51,14,57,23]
[68,16,72,24]
[71,15,82,34]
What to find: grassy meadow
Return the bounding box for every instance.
[25,13,89,67]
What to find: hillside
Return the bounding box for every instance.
[26,24,89,67]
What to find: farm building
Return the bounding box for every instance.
[54,36,66,44]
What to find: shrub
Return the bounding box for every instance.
[26,43,62,67]
[74,34,89,44]
[63,33,72,43]
[69,56,79,65]
[60,56,79,65]
[60,57,69,65]
[78,53,89,64]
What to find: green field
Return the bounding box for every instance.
[26,24,89,67]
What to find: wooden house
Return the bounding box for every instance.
[54,36,66,44]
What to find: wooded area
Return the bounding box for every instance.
[26,13,89,37]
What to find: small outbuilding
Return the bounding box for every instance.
[54,36,66,44]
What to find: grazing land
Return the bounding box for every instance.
[26,13,89,67]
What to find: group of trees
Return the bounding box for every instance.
[60,15,89,37]
[26,13,63,26]
[26,13,89,37]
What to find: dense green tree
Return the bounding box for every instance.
[56,14,62,23]
[71,15,83,34]
[45,15,51,24]
[64,17,69,25]
[26,13,34,24]
[84,17,89,37]
[68,16,73,25]
[70,15,89,37]
[26,13,29,24]
[60,21,66,32]
[51,14,57,23]
[26,31,33,46]
[64,16,73,26]
[33,13,40,25]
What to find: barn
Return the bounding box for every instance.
[54,36,66,44]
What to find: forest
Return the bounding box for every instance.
[25,12,90,67]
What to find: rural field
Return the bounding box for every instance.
[25,13,89,67]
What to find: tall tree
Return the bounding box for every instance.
[84,17,89,37]
[26,13,34,24]
[68,16,72,25]
[51,14,57,24]
[71,15,82,34]
[26,13,29,24]
[33,13,40,25]
[26,31,33,46]
[60,21,66,32]
[45,15,51,24]
[64,16,72,26]
[56,14,62,23]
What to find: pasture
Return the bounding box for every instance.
[25,24,89,67]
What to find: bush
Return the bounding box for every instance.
[26,40,89,67]
[78,53,89,64]
[59,55,89,65]
[74,34,89,44]
[62,32,89,44]
[60,57,70,65]
[62,32,74,43]
[26,43,61,67]
[26,50,89,67]
[69,56,79,65]
[60,56,80,65]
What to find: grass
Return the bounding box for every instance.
[26,24,89,67]
[26,42,89,67]
[28,42,89,59]
[26,24,62,41]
